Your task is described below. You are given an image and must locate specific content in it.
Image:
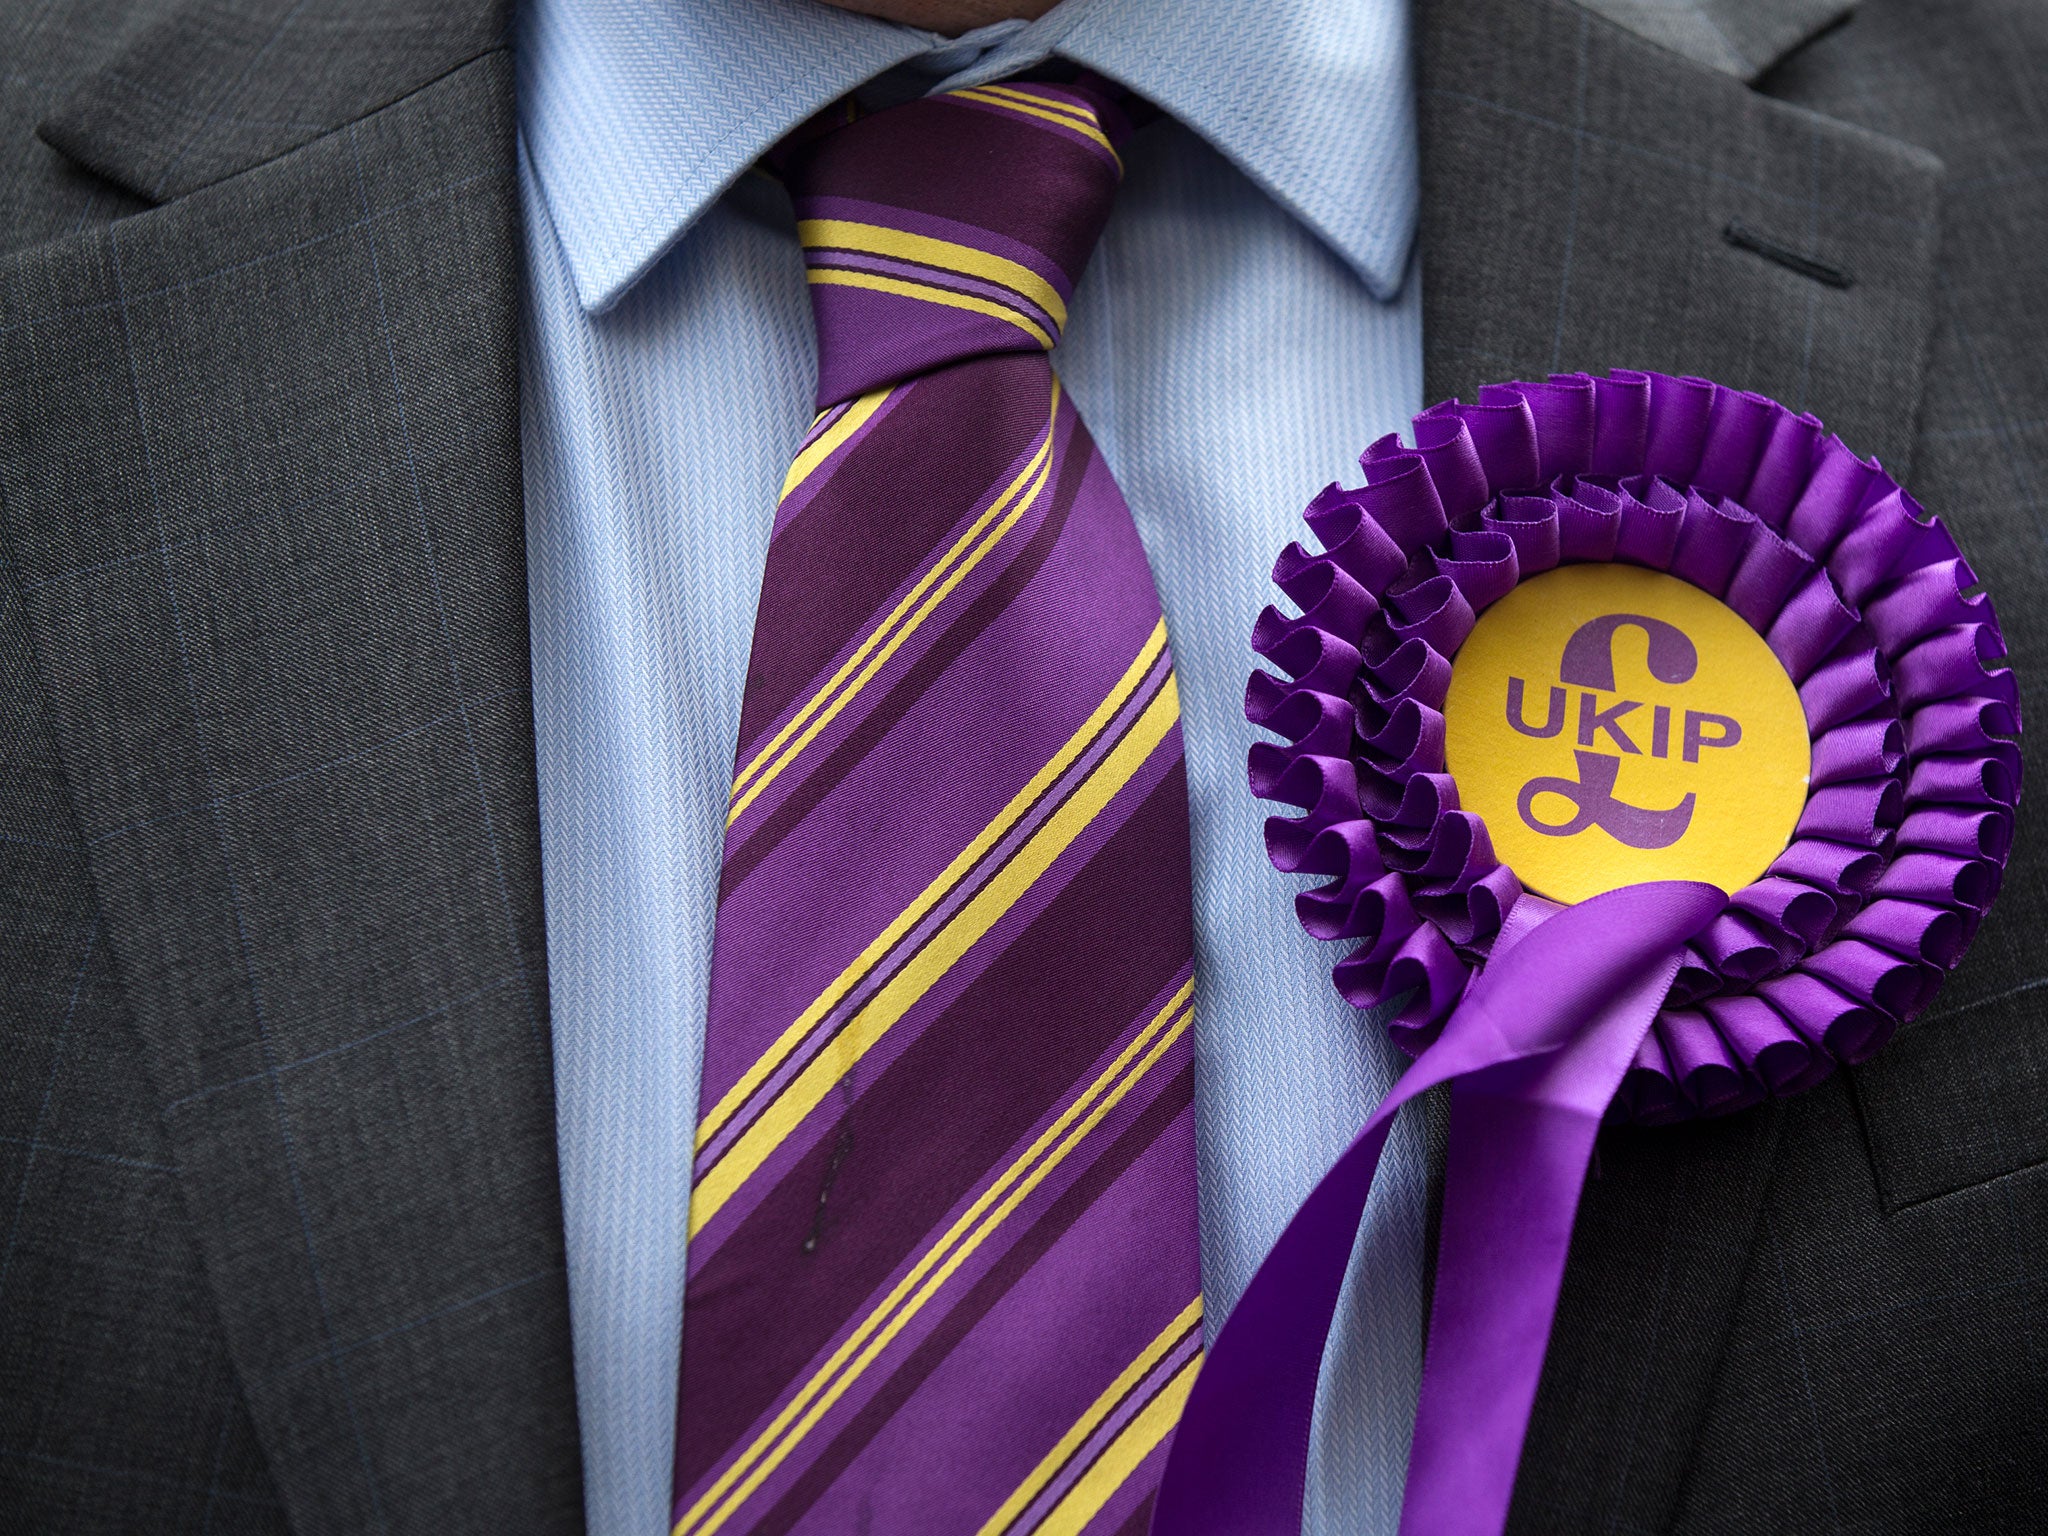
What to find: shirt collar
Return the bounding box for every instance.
[518,0,1416,314]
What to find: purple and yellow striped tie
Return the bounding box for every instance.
[669,81,1202,1536]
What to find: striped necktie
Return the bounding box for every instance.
[670,80,1202,1536]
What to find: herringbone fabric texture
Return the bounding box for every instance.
[669,83,1202,1536]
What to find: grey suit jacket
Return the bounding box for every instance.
[0,0,2041,1531]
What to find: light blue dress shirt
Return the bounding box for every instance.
[517,2,1429,1531]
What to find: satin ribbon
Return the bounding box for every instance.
[1178,367,2018,1535]
[1152,880,1725,1536]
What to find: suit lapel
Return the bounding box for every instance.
[1570,0,1857,82]
[0,5,582,1533]
[1414,0,1940,1527]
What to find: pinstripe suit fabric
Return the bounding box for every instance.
[670,85,1201,1536]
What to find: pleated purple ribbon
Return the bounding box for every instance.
[1152,370,2020,1536]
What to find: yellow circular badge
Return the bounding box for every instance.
[1443,564,1810,904]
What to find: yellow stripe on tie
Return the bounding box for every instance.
[1035,1354,1201,1536]
[779,386,892,503]
[975,1297,1203,1536]
[727,382,1060,825]
[798,219,1068,332]
[697,619,1170,1157]
[675,983,1195,1536]
[948,87,1123,173]
[807,267,1056,350]
[693,674,1182,1236]
[728,416,1052,822]
[949,87,1115,147]
[970,83,1103,131]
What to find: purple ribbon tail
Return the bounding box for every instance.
[1402,925,1696,1534]
[1151,881,1727,1536]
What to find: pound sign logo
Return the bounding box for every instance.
[1507,612,1742,849]
[1517,749,1695,848]
[1442,564,1808,903]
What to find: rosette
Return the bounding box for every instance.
[1151,371,2019,1536]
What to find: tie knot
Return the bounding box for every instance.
[783,80,1132,407]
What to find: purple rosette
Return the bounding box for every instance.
[1246,368,2016,1120]
[1152,371,2021,1536]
